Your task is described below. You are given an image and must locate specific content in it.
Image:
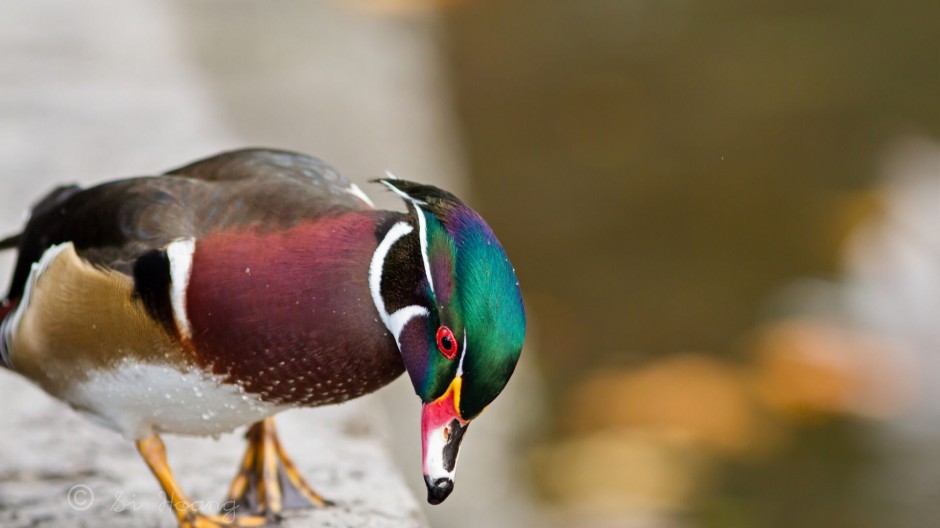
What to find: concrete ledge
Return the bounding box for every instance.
[0,372,427,528]
[0,1,460,526]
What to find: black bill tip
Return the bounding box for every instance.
[424,475,454,505]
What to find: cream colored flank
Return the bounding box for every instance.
[6,243,283,439]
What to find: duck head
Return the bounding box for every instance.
[368,178,525,505]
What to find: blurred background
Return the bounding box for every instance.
[1,1,938,527]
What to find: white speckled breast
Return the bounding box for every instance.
[66,360,286,439]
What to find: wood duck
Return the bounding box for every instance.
[0,149,526,527]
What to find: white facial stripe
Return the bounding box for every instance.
[377,173,435,298]
[369,221,414,323]
[424,422,457,481]
[388,305,429,347]
[414,203,436,296]
[166,239,196,339]
[379,177,428,205]
[1,242,70,367]
[346,183,375,208]
[379,180,414,203]
[456,330,468,377]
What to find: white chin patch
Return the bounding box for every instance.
[424,421,457,482]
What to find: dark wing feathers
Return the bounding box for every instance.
[166,148,348,185]
[3,149,369,300]
[0,183,79,254]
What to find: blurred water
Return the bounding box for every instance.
[444,1,939,526]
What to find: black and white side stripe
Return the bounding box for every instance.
[369,221,429,348]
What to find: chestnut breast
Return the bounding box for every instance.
[185,211,405,406]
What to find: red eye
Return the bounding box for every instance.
[436,326,458,360]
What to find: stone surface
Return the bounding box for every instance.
[0,1,467,526]
[0,374,426,528]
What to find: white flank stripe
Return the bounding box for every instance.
[347,183,375,208]
[166,238,196,339]
[1,242,71,367]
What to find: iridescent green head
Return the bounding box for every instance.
[368,177,525,504]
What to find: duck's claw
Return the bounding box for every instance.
[224,417,333,518]
[179,512,272,528]
[136,435,280,528]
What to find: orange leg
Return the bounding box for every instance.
[225,417,332,518]
[136,435,271,528]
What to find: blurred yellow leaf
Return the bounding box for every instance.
[564,354,779,455]
[531,428,712,515]
[750,319,908,420]
[335,0,466,15]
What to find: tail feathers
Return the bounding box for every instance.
[0,233,21,251]
[0,184,79,253]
